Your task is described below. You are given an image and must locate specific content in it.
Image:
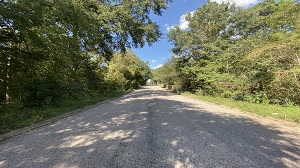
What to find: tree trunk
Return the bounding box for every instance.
[0,55,10,104]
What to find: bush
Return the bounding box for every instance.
[245,91,269,104]
[233,91,246,101]
[267,69,300,105]
[220,90,233,98]
[64,82,88,100]
[20,79,64,107]
[105,71,127,92]
[196,89,204,96]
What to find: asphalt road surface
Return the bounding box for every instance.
[1,86,300,168]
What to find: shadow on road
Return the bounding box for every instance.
[0,86,299,167]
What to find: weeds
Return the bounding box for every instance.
[181,92,300,124]
[0,91,124,134]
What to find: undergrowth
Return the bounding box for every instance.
[181,92,300,124]
[0,91,125,134]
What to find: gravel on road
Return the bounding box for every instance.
[0,86,299,167]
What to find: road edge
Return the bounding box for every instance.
[0,94,127,142]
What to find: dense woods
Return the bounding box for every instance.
[0,0,169,123]
[153,0,300,106]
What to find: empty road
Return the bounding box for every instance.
[0,86,300,167]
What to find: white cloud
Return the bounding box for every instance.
[211,0,260,7]
[154,64,163,69]
[151,59,157,63]
[178,13,190,30]
[167,11,195,32]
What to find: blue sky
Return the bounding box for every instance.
[132,0,261,69]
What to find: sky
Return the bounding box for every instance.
[132,0,261,69]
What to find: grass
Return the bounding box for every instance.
[0,91,125,134]
[181,92,300,124]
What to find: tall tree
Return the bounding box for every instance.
[164,0,300,105]
[0,0,171,107]
[106,50,151,90]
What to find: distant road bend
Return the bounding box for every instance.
[0,86,299,167]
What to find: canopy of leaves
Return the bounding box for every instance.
[106,50,152,90]
[160,0,300,106]
[0,0,167,109]
[152,56,179,85]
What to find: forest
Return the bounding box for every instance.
[0,0,170,132]
[153,0,300,107]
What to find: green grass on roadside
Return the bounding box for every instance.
[181,92,300,124]
[0,91,125,134]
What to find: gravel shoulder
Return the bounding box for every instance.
[0,86,299,167]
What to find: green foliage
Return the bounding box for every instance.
[0,0,162,132]
[0,0,165,104]
[159,0,300,107]
[152,56,179,85]
[0,90,125,134]
[182,92,300,123]
[105,51,152,91]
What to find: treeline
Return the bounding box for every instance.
[153,0,300,106]
[0,0,170,110]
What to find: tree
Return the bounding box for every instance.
[105,50,152,90]
[163,0,300,105]
[152,56,179,85]
[0,0,171,107]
